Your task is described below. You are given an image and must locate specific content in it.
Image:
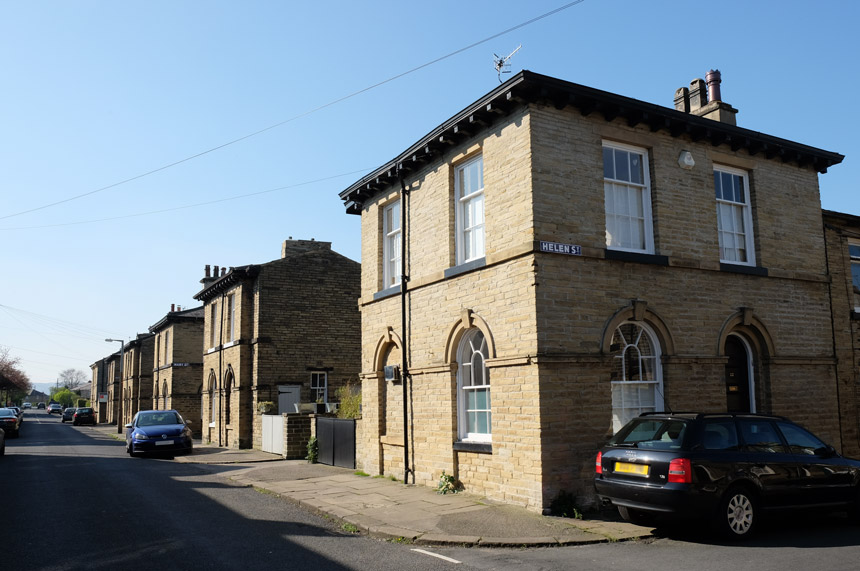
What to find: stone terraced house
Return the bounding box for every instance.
[148,305,205,437]
[337,70,848,513]
[119,333,155,428]
[823,209,860,446]
[194,239,360,450]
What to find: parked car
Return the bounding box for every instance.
[46,404,62,414]
[37,402,45,409]
[5,406,23,424]
[0,408,21,438]
[73,407,95,426]
[0,427,5,455]
[61,408,76,423]
[594,412,860,539]
[125,410,193,457]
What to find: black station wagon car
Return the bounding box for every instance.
[594,413,860,538]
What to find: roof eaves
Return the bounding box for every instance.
[193,265,260,302]
[339,70,843,214]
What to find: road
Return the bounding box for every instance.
[3,410,860,571]
[1,411,456,571]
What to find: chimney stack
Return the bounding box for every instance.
[200,264,218,288]
[281,238,332,259]
[674,69,737,126]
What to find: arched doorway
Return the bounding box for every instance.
[725,334,755,413]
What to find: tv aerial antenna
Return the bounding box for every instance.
[493,44,521,83]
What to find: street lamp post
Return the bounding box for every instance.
[106,338,125,434]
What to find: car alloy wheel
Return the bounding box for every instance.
[720,486,757,538]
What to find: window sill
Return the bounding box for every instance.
[453,441,492,454]
[445,257,487,279]
[719,263,768,277]
[373,284,401,301]
[604,249,668,266]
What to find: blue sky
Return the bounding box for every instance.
[1,1,857,385]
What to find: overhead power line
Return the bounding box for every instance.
[0,0,587,222]
[0,169,369,231]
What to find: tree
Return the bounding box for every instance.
[58,368,88,391]
[1,345,32,406]
[52,388,77,407]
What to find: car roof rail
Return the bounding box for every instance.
[637,411,790,421]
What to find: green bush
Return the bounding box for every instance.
[258,401,276,414]
[336,381,361,419]
[435,470,460,494]
[306,436,319,464]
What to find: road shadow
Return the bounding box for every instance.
[651,511,860,548]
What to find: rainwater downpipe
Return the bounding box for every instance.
[400,175,413,484]
[218,291,225,447]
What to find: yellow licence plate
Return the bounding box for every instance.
[614,462,649,476]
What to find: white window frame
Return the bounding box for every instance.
[603,141,654,254]
[714,165,756,266]
[208,373,217,427]
[209,303,218,348]
[457,329,491,443]
[455,155,485,265]
[383,200,401,289]
[610,321,663,433]
[850,240,860,312]
[310,372,328,403]
[226,293,236,342]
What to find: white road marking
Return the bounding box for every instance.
[411,549,461,564]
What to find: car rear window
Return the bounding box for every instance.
[609,418,688,450]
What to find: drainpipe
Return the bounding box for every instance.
[218,292,225,447]
[822,223,850,452]
[400,175,412,484]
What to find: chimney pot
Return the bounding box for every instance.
[706,69,722,102]
[171,304,175,312]
[214,265,220,277]
[204,265,211,278]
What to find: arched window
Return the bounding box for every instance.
[208,371,217,426]
[224,368,233,425]
[610,322,663,432]
[457,329,491,442]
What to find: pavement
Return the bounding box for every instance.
[98,425,655,547]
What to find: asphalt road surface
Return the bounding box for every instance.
[1,411,459,571]
[4,411,860,571]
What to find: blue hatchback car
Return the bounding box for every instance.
[125,410,193,457]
